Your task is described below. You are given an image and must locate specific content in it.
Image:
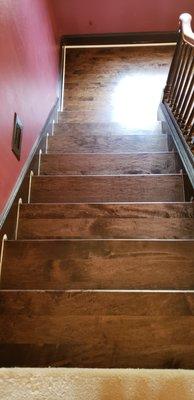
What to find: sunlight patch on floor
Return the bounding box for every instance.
[112,73,167,129]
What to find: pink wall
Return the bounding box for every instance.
[0,0,59,216]
[50,0,194,36]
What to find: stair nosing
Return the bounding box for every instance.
[7,238,194,242]
[1,289,194,293]
[42,151,177,155]
[34,173,183,178]
[21,201,191,206]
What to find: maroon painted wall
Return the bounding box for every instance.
[0,0,58,216]
[50,0,194,36]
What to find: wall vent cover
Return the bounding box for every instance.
[12,113,23,160]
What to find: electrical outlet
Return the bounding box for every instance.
[12,113,23,160]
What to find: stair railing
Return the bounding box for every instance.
[163,13,194,153]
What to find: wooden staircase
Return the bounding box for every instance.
[0,45,194,368]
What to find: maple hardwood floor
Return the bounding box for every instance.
[63,46,174,128]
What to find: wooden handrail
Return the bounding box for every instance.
[180,13,194,46]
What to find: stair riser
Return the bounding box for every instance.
[30,176,184,203]
[53,122,162,136]
[40,153,179,175]
[1,321,194,368]
[58,112,116,123]
[18,218,194,240]
[0,291,194,368]
[2,241,194,290]
[19,203,194,219]
[63,103,117,111]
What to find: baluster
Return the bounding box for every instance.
[163,33,182,102]
[190,124,194,154]
[169,42,186,106]
[175,53,194,119]
[184,123,194,153]
[179,76,194,127]
[182,94,194,135]
[172,45,192,113]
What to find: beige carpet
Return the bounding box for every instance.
[0,368,194,400]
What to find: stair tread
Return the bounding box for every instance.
[1,240,194,290]
[0,290,194,367]
[30,175,184,203]
[41,152,179,175]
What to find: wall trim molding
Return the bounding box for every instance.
[0,98,59,229]
[61,31,178,46]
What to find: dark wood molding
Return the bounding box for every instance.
[58,43,65,111]
[0,98,59,237]
[61,31,178,46]
[159,101,194,195]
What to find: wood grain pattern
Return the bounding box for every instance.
[1,240,194,290]
[19,202,194,219]
[3,290,194,317]
[0,45,190,369]
[63,46,174,127]
[58,110,163,124]
[58,110,114,123]
[18,203,194,240]
[65,48,173,72]
[40,153,179,175]
[0,291,194,367]
[30,175,184,203]
[48,133,168,153]
[53,122,162,136]
[65,45,174,59]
